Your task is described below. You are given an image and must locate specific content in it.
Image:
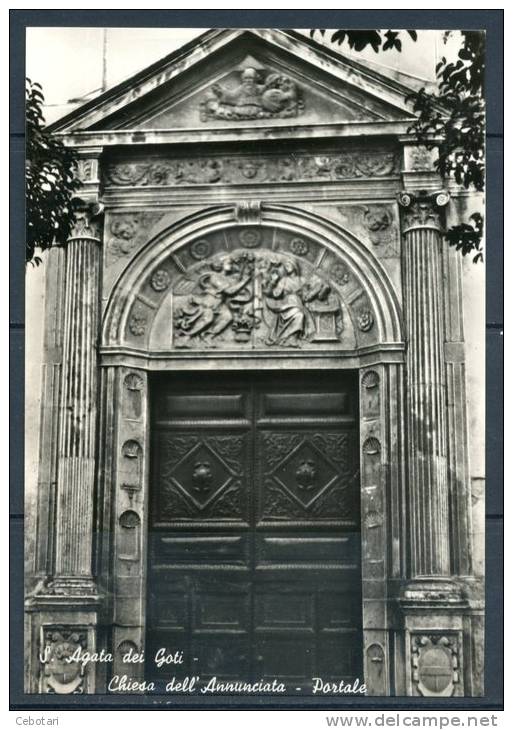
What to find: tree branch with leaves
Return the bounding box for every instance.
[26,79,80,265]
[312,29,485,262]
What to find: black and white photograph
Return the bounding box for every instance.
[14,11,502,712]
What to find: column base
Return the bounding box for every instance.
[399,577,466,608]
[398,578,469,697]
[43,576,99,598]
[25,578,101,694]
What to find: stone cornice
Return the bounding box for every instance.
[57,120,415,150]
[98,343,406,372]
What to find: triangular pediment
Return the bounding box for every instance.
[50,29,417,134]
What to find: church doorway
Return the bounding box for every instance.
[146,370,363,690]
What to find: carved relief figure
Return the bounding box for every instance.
[263,260,316,347]
[172,248,346,349]
[174,256,253,345]
[201,67,303,121]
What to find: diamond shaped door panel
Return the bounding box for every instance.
[152,432,250,523]
[147,371,362,689]
[258,431,359,522]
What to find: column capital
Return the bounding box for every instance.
[67,199,104,243]
[397,189,450,234]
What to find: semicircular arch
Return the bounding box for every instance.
[101,203,403,357]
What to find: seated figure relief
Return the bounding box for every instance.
[200,67,304,121]
[173,251,343,349]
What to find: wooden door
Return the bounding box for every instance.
[146,371,362,691]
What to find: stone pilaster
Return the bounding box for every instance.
[25,200,104,693]
[398,190,452,580]
[32,245,66,581]
[51,205,102,592]
[397,189,468,697]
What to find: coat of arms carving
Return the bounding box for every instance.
[200,67,304,121]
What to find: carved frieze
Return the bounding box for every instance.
[200,67,304,121]
[104,150,400,188]
[411,634,460,697]
[41,627,88,694]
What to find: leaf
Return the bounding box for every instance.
[443,213,484,261]
[383,30,401,52]
[25,77,79,264]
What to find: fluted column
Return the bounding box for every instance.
[398,190,451,579]
[52,205,102,593]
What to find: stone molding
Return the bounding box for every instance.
[103,148,400,189]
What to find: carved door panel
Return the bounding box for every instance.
[147,372,362,690]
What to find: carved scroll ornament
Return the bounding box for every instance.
[397,190,450,231]
[104,150,400,188]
